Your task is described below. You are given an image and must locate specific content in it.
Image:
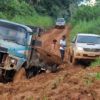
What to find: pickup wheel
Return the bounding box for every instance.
[68,53,77,65]
[72,56,77,65]
[68,49,73,63]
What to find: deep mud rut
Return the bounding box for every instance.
[0,26,100,100]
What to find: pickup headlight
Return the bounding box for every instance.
[76,47,83,51]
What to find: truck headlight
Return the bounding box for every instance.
[9,58,17,64]
[11,59,16,63]
[76,47,83,51]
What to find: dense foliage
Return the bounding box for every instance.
[0,0,82,21]
[71,5,100,25]
[70,5,100,37]
[0,0,54,28]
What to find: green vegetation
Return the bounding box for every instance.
[91,59,100,67]
[27,98,33,100]
[71,5,100,25]
[69,18,100,40]
[87,77,91,85]
[87,72,100,85]
[96,72,100,80]
[11,15,54,29]
[0,0,83,28]
[70,5,100,39]
[0,0,54,28]
[43,94,48,100]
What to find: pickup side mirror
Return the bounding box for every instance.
[71,40,75,43]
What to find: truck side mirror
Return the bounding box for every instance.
[71,40,75,43]
[28,35,32,45]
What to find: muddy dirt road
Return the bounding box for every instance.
[0,26,100,100]
[38,26,70,56]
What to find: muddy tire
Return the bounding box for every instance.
[13,67,26,83]
[67,50,72,63]
[68,54,77,65]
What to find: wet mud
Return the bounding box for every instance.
[0,26,100,100]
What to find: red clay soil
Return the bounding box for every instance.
[0,26,100,100]
[38,26,70,56]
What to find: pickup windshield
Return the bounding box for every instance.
[0,22,26,45]
[57,18,64,22]
[77,35,100,44]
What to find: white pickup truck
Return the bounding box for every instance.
[68,33,100,64]
[55,18,65,29]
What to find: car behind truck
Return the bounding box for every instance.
[68,33,100,64]
[0,20,62,82]
[55,18,65,29]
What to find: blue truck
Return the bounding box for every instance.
[0,20,61,82]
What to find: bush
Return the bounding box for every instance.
[0,0,55,29]
[69,18,100,40]
[91,59,100,67]
[0,12,7,19]
[71,5,100,25]
[11,14,54,29]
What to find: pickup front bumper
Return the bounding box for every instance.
[74,52,100,60]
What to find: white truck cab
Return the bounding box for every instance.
[55,18,65,29]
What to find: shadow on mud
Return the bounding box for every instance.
[26,67,45,79]
[0,70,16,83]
[75,60,94,68]
[0,67,45,84]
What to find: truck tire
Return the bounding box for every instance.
[62,26,65,29]
[13,67,26,83]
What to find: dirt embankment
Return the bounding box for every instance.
[0,26,100,100]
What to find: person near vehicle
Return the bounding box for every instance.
[60,35,66,60]
[50,39,57,54]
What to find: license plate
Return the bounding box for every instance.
[88,54,95,56]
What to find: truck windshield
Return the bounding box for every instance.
[0,22,26,45]
[57,18,64,22]
[77,35,100,44]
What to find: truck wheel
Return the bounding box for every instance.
[55,26,58,28]
[13,67,26,83]
[62,26,65,29]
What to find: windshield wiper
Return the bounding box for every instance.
[78,41,86,43]
[87,42,95,45]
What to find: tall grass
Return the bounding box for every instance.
[0,12,54,29]
[69,18,100,40]
[91,59,100,67]
[11,14,54,29]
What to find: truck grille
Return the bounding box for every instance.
[0,47,8,52]
[84,48,100,52]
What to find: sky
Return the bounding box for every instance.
[79,0,96,6]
